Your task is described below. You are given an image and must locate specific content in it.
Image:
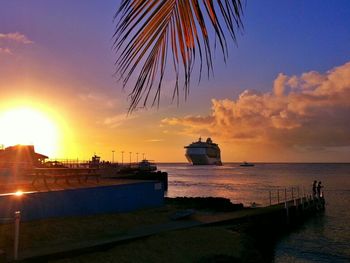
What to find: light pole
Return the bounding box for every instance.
[129,152,132,165]
[112,150,115,163]
[121,151,124,165]
[136,152,139,163]
[142,153,145,160]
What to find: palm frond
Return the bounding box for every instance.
[114,0,244,113]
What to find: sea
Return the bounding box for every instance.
[158,163,350,263]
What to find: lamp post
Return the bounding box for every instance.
[142,153,145,160]
[121,151,124,165]
[136,152,139,163]
[112,150,115,163]
[14,211,20,260]
[129,152,132,165]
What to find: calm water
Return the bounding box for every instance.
[158,163,350,263]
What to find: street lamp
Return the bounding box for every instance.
[112,150,115,163]
[142,153,145,160]
[121,151,124,165]
[136,152,139,163]
[129,152,132,165]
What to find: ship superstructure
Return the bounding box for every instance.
[184,138,222,165]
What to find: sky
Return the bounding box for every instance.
[1,0,350,162]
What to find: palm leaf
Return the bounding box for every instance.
[114,0,244,112]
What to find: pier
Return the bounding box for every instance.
[35,158,169,190]
[266,187,326,224]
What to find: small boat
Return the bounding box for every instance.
[116,159,157,175]
[138,159,157,172]
[240,161,255,167]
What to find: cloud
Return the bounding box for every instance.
[0,32,33,57]
[145,139,164,142]
[273,73,287,96]
[79,92,118,109]
[162,61,350,150]
[103,113,136,128]
[0,48,13,55]
[0,32,33,44]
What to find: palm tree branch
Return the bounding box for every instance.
[114,0,244,112]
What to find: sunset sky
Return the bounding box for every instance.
[1,1,350,162]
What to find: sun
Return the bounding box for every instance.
[0,107,59,157]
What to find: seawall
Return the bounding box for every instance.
[0,180,164,221]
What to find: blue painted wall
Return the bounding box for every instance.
[0,181,164,221]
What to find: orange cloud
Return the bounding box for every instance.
[103,113,137,128]
[78,92,118,109]
[162,62,350,150]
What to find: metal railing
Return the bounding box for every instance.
[268,186,307,206]
[268,186,324,207]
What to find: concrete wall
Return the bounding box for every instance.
[0,181,164,221]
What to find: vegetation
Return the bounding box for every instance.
[53,227,245,263]
[0,206,175,256]
[0,198,249,262]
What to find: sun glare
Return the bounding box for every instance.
[14,190,23,197]
[0,107,59,157]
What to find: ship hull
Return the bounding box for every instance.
[185,153,222,165]
[185,138,222,165]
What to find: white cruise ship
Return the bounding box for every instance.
[184,138,222,165]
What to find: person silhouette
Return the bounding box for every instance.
[317,181,323,198]
[312,180,317,197]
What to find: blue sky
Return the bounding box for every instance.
[2,0,349,100]
[201,0,350,95]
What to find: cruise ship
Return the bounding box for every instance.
[184,138,222,165]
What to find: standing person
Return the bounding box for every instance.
[312,180,317,197]
[317,181,323,198]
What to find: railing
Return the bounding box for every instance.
[46,159,91,168]
[268,186,307,206]
[267,186,324,207]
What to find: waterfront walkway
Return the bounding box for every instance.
[14,196,325,262]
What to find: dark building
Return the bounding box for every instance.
[0,145,48,169]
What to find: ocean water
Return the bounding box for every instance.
[158,163,350,263]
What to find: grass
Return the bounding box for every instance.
[52,227,245,263]
[0,205,177,255]
[0,198,261,262]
